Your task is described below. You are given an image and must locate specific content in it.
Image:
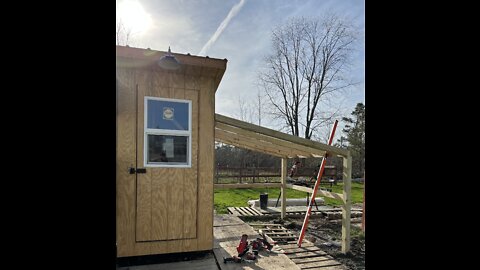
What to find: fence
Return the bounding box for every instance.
[215,166,338,184]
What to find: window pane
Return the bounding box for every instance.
[147,135,188,165]
[147,99,189,131]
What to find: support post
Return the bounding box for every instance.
[281,158,287,219]
[341,153,352,253]
[362,170,365,233]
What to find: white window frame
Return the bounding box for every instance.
[144,96,192,168]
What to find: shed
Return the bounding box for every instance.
[116,46,227,257]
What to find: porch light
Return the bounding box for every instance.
[158,46,181,70]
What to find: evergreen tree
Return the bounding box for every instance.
[340,103,365,178]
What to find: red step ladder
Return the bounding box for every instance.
[297,120,338,247]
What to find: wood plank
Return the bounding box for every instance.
[286,250,328,258]
[214,214,245,227]
[215,129,289,158]
[116,67,139,256]
[151,168,167,240]
[164,167,179,240]
[250,223,284,227]
[214,223,259,248]
[282,246,322,253]
[295,259,344,268]
[301,265,346,270]
[280,245,316,251]
[167,88,186,253]
[197,76,214,250]
[281,158,287,219]
[136,70,152,242]
[214,183,282,189]
[263,228,289,231]
[291,257,333,264]
[265,229,290,233]
[215,113,349,157]
[215,122,315,157]
[227,207,240,216]
[248,207,264,216]
[216,122,327,157]
[151,70,172,245]
[218,127,312,157]
[286,184,344,201]
[267,232,297,238]
[236,207,252,216]
[269,235,297,239]
[341,154,352,254]
[242,207,258,216]
[213,217,300,270]
[184,65,201,90]
[233,207,244,216]
[184,89,198,242]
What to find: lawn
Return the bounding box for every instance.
[214,182,364,214]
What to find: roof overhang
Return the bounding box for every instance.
[215,114,349,158]
[116,46,227,92]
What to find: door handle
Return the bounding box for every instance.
[128,167,147,174]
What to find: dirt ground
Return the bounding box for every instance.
[283,218,365,270]
[254,207,365,270]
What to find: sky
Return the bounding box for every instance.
[116,0,364,139]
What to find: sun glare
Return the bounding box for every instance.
[117,0,152,35]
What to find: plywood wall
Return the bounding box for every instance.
[116,63,218,257]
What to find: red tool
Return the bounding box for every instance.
[224,234,249,263]
[237,234,249,256]
[224,233,276,264]
[297,120,338,247]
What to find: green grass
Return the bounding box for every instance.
[214,188,308,214]
[214,182,364,214]
[323,182,364,206]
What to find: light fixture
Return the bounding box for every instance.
[158,46,181,70]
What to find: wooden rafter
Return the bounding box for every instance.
[215,129,287,158]
[215,122,327,157]
[215,127,314,158]
[215,114,349,157]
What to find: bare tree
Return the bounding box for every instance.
[259,15,359,139]
[256,90,263,126]
[237,96,253,123]
[116,19,133,46]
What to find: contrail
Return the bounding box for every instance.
[199,0,246,56]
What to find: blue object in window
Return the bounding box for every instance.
[147,99,189,130]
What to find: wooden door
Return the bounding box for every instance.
[134,69,198,242]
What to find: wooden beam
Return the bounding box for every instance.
[215,114,349,156]
[226,129,314,157]
[215,129,294,158]
[215,128,312,158]
[215,122,325,157]
[215,130,286,158]
[214,183,282,189]
[341,154,352,254]
[281,158,287,220]
[286,184,344,201]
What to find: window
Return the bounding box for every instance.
[144,97,191,167]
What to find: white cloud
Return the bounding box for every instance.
[198,0,246,56]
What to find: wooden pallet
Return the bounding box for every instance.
[227,206,265,216]
[249,223,347,270]
[227,206,325,217]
